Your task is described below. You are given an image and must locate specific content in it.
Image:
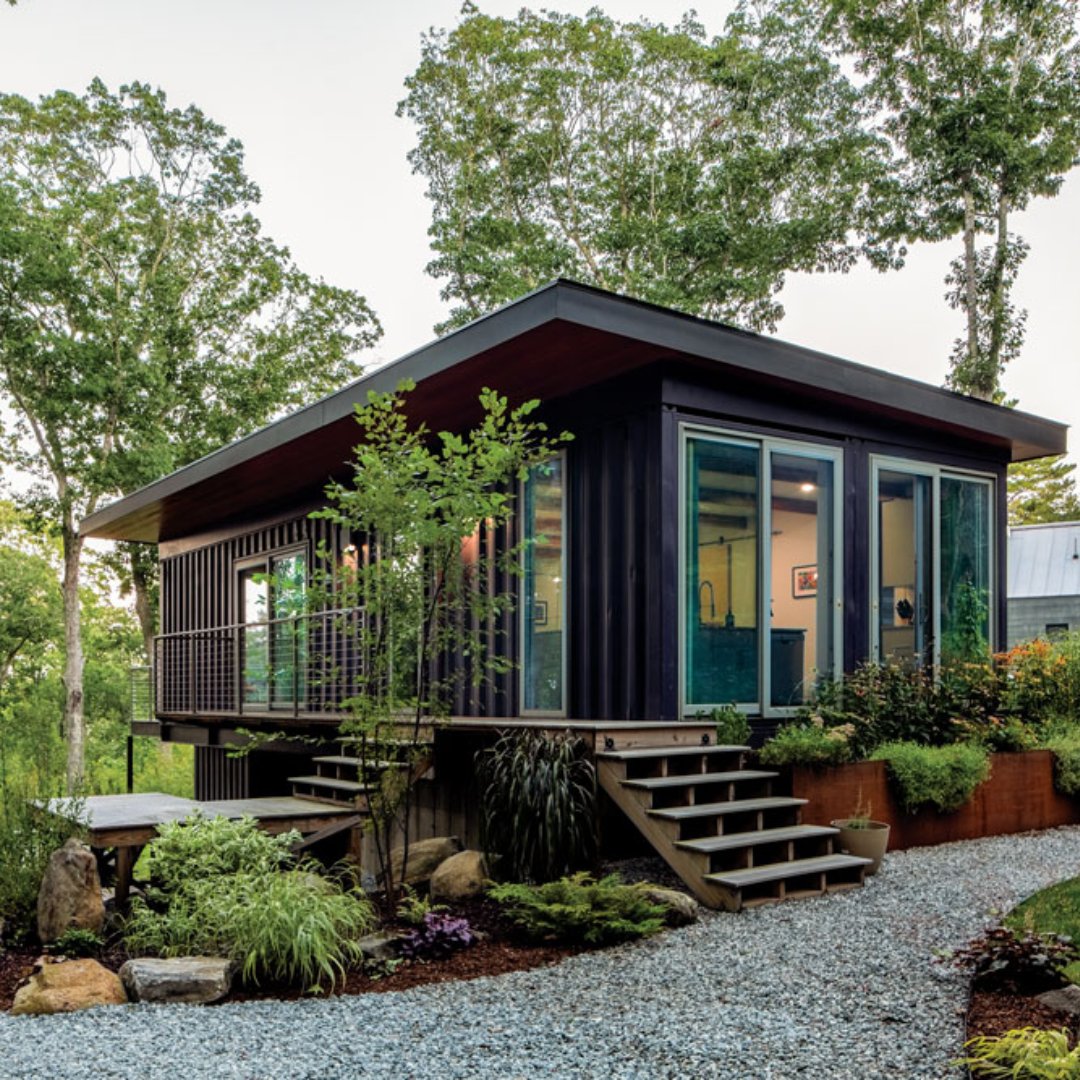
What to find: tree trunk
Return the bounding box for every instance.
[961,187,983,396]
[61,519,85,793]
[130,546,157,665]
[985,186,1010,391]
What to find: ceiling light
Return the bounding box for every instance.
[800,482,816,493]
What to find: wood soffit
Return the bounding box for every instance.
[81,280,1068,544]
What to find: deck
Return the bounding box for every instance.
[43,792,359,904]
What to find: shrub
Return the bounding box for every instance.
[52,927,104,958]
[999,638,1074,724]
[1043,731,1080,797]
[400,912,475,960]
[710,704,750,748]
[759,720,852,768]
[949,926,1080,995]
[477,730,595,883]
[124,865,376,988]
[871,741,990,814]
[488,872,667,946]
[396,884,447,927]
[143,812,298,898]
[0,786,85,941]
[957,1027,1080,1077]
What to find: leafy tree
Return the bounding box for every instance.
[1009,455,1080,525]
[821,0,1080,399]
[0,81,381,790]
[313,382,569,914]
[400,2,896,333]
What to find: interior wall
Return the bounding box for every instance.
[770,508,818,681]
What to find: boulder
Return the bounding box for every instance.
[37,839,105,944]
[1037,985,1080,1016]
[11,959,126,1015]
[430,850,488,902]
[356,931,401,963]
[119,957,235,1005]
[389,837,462,887]
[640,885,700,927]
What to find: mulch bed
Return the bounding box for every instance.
[0,896,583,1010]
[966,988,1080,1047]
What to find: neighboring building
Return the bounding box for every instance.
[82,280,1067,789]
[1007,521,1080,646]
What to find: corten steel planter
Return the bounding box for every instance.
[830,819,890,874]
[787,751,1080,852]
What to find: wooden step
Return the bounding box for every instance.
[676,824,838,854]
[312,756,409,770]
[288,774,369,794]
[648,796,807,821]
[706,853,871,890]
[623,770,777,791]
[597,744,748,761]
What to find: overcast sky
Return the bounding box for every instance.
[2,0,1077,464]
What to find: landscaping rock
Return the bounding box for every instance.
[640,885,700,926]
[36,839,105,944]
[430,850,488,902]
[389,837,462,887]
[356,931,401,963]
[1037,985,1080,1016]
[11,959,126,1015]
[119,957,235,1005]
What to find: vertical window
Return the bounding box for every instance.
[522,456,566,714]
[240,567,270,707]
[769,452,836,706]
[686,438,760,709]
[872,460,995,667]
[682,430,841,714]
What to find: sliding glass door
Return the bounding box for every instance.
[683,429,841,714]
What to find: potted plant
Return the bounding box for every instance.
[832,794,890,875]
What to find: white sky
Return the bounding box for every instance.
[1,0,1077,466]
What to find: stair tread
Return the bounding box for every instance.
[311,756,408,769]
[597,744,748,761]
[677,825,839,853]
[288,774,370,793]
[648,796,807,820]
[623,770,777,790]
[706,853,871,888]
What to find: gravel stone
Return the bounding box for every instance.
[5,827,1080,1078]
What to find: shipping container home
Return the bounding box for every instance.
[82,281,1067,907]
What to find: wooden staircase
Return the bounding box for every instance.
[597,741,871,911]
[288,739,433,810]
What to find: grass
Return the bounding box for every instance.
[1007,876,1080,985]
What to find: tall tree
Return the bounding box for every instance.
[1008,455,1080,524]
[400,2,897,333]
[822,0,1080,400]
[0,81,381,790]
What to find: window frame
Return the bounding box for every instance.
[519,451,569,718]
[678,423,844,718]
[868,455,997,667]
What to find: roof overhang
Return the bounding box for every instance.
[81,280,1068,543]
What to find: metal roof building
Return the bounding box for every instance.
[1008,521,1080,645]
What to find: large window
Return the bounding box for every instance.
[872,459,994,667]
[521,456,566,714]
[682,429,841,714]
[238,548,308,710]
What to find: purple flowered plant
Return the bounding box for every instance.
[400,912,475,961]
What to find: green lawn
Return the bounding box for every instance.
[1007,876,1080,984]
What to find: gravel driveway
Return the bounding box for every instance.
[4,827,1080,1080]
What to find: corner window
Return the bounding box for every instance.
[521,455,567,714]
[682,428,841,714]
[872,459,995,667]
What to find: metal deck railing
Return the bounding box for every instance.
[152,607,367,720]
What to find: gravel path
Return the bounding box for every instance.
[5,827,1080,1080]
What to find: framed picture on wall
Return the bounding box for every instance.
[533,599,548,626]
[792,564,818,599]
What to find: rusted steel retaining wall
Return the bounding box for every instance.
[787,751,1080,851]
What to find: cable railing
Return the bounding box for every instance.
[152,607,367,719]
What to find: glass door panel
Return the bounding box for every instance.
[877,470,933,667]
[522,457,565,713]
[940,477,992,660]
[240,567,269,707]
[686,438,759,708]
[271,551,307,709]
[769,453,835,706]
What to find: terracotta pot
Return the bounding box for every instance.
[831,819,890,874]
